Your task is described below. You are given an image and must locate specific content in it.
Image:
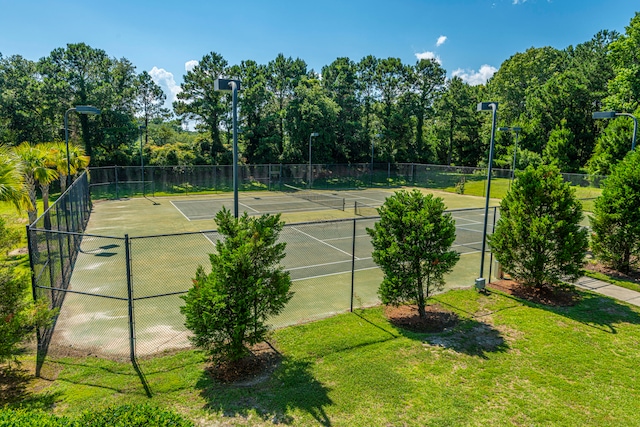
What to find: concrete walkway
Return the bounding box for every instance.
[575,276,640,307]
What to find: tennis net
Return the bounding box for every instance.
[283,184,346,211]
[354,201,380,217]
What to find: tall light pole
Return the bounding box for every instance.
[498,126,522,189]
[215,78,242,217]
[476,102,498,291]
[309,132,319,189]
[64,105,101,187]
[592,111,637,151]
[139,125,146,196]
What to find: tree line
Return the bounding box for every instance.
[1,12,638,174]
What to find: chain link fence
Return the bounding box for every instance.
[88,163,605,200]
[28,198,499,365]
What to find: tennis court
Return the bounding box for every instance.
[44,186,499,357]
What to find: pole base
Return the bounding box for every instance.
[475,277,486,291]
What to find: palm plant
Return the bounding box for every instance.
[14,142,58,225]
[0,146,29,211]
[53,141,90,194]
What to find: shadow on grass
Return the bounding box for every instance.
[421,318,509,359]
[546,290,640,334]
[0,366,61,411]
[197,356,333,426]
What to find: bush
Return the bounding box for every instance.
[181,208,292,362]
[590,149,640,273]
[367,190,459,318]
[0,405,193,427]
[489,164,588,289]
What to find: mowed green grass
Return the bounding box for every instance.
[7,287,640,426]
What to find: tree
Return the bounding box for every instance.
[543,119,578,172]
[134,71,170,142]
[587,117,635,176]
[590,149,640,273]
[181,208,292,362]
[174,52,229,163]
[0,218,53,364]
[367,190,459,319]
[489,164,588,289]
[0,146,28,210]
[604,12,640,112]
[14,142,58,225]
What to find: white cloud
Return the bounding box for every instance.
[512,0,527,4]
[436,36,447,47]
[185,60,198,73]
[452,65,498,86]
[415,51,442,65]
[148,66,182,105]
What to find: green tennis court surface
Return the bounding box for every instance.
[50,188,499,357]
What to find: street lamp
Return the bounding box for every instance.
[214,78,242,217]
[498,126,522,189]
[592,111,637,151]
[309,132,319,189]
[139,125,146,196]
[476,102,499,291]
[64,105,101,187]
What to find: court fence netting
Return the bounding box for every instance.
[27,162,603,381]
[86,163,605,200]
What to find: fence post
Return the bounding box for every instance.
[125,234,136,362]
[350,217,356,312]
[115,167,119,200]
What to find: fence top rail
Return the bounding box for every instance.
[27,228,125,240]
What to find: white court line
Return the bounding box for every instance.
[292,266,378,282]
[239,202,260,213]
[291,226,358,259]
[324,234,370,242]
[287,257,373,272]
[200,232,218,246]
[170,200,192,222]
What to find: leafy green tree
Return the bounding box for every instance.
[367,190,459,319]
[285,77,340,163]
[489,164,588,289]
[322,57,366,162]
[181,208,292,362]
[174,52,230,163]
[0,218,54,364]
[134,71,170,140]
[0,146,29,210]
[588,116,635,176]
[604,12,640,112]
[543,119,578,172]
[14,142,58,224]
[590,149,640,273]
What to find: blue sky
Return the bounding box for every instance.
[0,0,637,109]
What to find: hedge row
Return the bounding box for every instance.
[0,404,193,427]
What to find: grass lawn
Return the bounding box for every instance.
[4,286,640,426]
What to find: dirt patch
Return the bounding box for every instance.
[488,279,580,307]
[206,342,281,385]
[384,304,459,333]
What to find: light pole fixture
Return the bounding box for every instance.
[476,102,499,292]
[139,125,146,196]
[309,132,319,189]
[64,105,101,187]
[498,126,522,189]
[215,78,242,217]
[592,111,637,151]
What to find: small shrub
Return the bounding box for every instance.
[181,208,292,362]
[77,404,193,427]
[489,164,588,289]
[367,190,459,319]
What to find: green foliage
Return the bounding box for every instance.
[0,405,193,427]
[588,116,636,176]
[367,190,459,318]
[590,149,640,273]
[489,164,588,289]
[181,208,292,362]
[75,404,193,427]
